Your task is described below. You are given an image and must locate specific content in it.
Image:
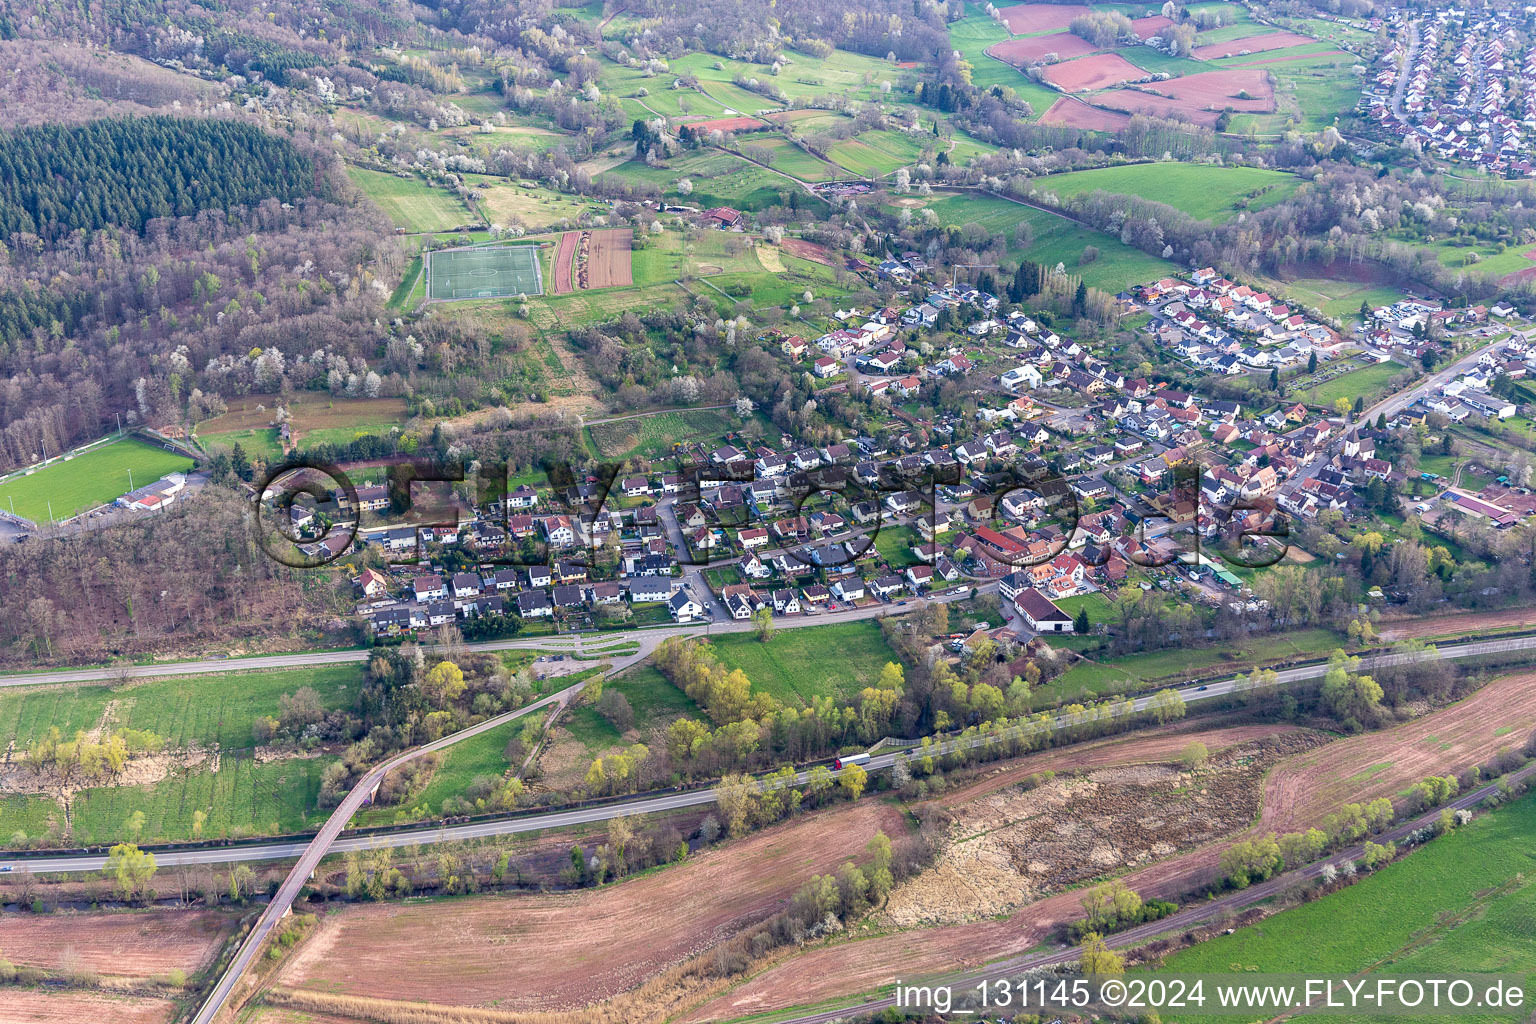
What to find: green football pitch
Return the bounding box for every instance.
[427,244,543,300]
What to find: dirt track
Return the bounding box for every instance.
[278,800,907,1010]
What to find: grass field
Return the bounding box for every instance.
[1300,360,1404,407]
[917,192,1179,292]
[598,149,804,211]
[196,395,410,462]
[747,138,838,182]
[1031,164,1302,223]
[671,49,905,109]
[1160,792,1536,1024]
[0,664,363,753]
[465,176,608,230]
[586,408,747,459]
[66,751,337,845]
[0,664,362,843]
[947,13,1059,117]
[428,244,544,300]
[347,166,476,232]
[1043,627,1345,705]
[1278,277,1408,321]
[707,620,900,704]
[825,129,928,178]
[1224,52,1362,135]
[0,437,193,523]
[946,128,1001,166]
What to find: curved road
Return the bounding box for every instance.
[0,585,988,690]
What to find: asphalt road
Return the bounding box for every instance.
[8,631,1531,880]
[0,582,989,690]
[184,680,585,1024]
[9,625,1533,1023]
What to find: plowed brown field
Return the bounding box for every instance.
[988,33,1098,66]
[1131,14,1174,38]
[279,800,907,1010]
[996,2,1089,33]
[779,237,834,266]
[1096,69,1273,125]
[1040,96,1133,130]
[685,116,767,133]
[588,228,633,289]
[552,230,578,294]
[1231,50,1345,66]
[935,722,1304,807]
[683,673,1536,1022]
[0,990,178,1024]
[0,907,235,977]
[1377,605,1536,640]
[1192,31,1317,60]
[1259,671,1536,833]
[1042,52,1144,92]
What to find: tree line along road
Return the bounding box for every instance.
[6,631,1533,879]
[1,631,1529,1024]
[775,758,1536,1024]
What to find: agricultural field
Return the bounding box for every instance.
[345,167,476,233]
[274,798,909,1012]
[1253,671,1536,834]
[1029,163,1302,222]
[706,620,901,704]
[0,991,180,1023]
[824,129,930,178]
[0,907,237,979]
[585,407,747,459]
[745,137,838,181]
[1160,793,1536,1024]
[1223,51,1362,135]
[598,148,801,210]
[0,437,193,523]
[671,49,910,110]
[0,664,362,843]
[688,674,1536,1021]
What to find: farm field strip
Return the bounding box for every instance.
[679,672,1536,1021]
[275,801,910,1010]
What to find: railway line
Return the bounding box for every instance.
[6,629,1535,1023]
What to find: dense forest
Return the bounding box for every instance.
[0,117,317,239]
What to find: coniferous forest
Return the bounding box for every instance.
[0,116,316,238]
